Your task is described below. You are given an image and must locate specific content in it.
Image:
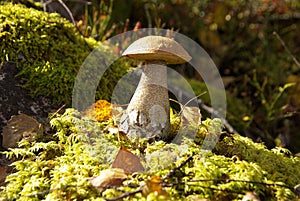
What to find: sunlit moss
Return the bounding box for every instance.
[0,3,130,105]
[1,108,300,200]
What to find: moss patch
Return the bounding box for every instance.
[1,108,299,200]
[0,3,130,105]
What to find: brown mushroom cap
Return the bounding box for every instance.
[122,36,192,64]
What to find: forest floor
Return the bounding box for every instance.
[0,62,61,185]
[0,62,60,141]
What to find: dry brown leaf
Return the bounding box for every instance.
[112,147,144,174]
[89,168,127,192]
[142,175,168,197]
[2,114,43,148]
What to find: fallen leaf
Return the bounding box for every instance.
[181,106,201,126]
[81,100,112,122]
[142,175,168,197]
[89,168,127,192]
[112,147,144,174]
[2,114,43,149]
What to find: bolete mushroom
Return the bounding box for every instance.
[119,35,191,139]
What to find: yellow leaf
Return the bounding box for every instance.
[142,175,168,197]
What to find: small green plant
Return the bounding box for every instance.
[76,0,115,41]
[248,71,296,141]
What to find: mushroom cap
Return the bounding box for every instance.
[122,36,192,64]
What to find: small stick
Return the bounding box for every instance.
[162,155,194,181]
[43,0,76,25]
[49,104,66,119]
[273,31,300,69]
[105,189,142,201]
[169,85,238,134]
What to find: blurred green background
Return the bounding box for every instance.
[4,0,300,152]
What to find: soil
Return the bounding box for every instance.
[0,62,61,136]
[0,62,62,179]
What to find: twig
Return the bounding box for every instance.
[266,13,300,21]
[198,99,237,134]
[162,155,194,181]
[163,183,244,195]
[67,0,92,4]
[169,85,238,134]
[2,174,297,200]
[273,31,300,69]
[162,178,296,193]
[105,189,142,201]
[49,104,66,119]
[43,0,76,25]
[189,179,294,190]
[106,155,194,200]
[175,92,207,117]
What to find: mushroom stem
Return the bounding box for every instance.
[120,35,191,140]
[125,60,170,139]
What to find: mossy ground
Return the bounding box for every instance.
[1,107,299,201]
[1,2,300,201]
[0,3,130,106]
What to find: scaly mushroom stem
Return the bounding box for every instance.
[124,60,170,139]
[120,35,191,140]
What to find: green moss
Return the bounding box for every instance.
[1,109,299,200]
[0,3,130,105]
[1,109,117,200]
[215,134,300,189]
